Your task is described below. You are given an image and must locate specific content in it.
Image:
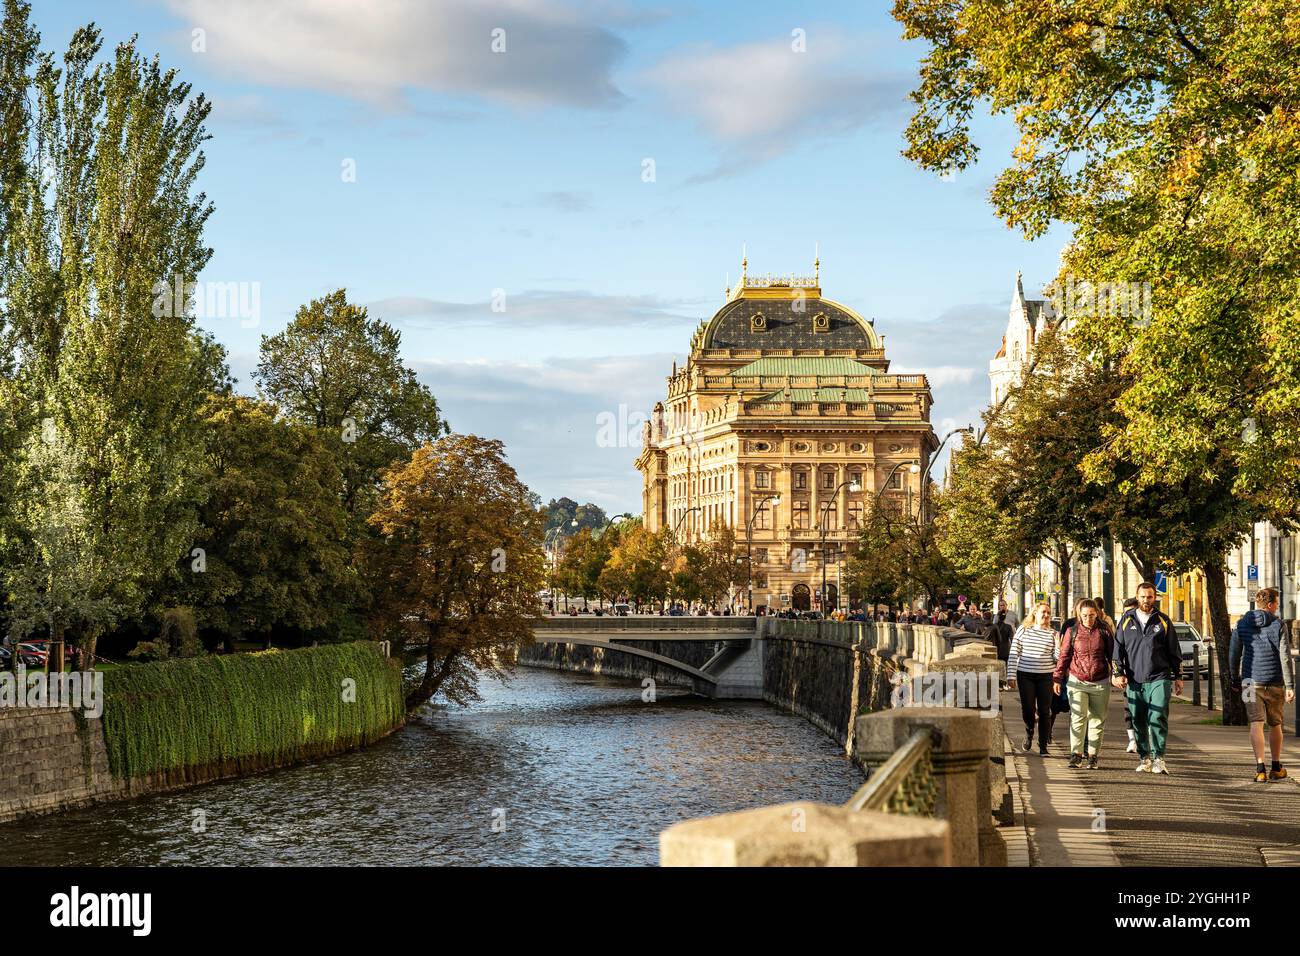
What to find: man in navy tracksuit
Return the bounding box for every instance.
[1111,582,1183,774]
[1230,587,1296,782]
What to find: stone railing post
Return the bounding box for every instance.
[660,801,950,867]
[855,707,1001,866]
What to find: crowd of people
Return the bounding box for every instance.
[1000,582,1294,781]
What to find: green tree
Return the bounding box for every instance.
[255,289,448,525]
[362,435,545,710]
[600,522,670,609]
[1,23,225,665]
[175,395,355,653]
[896,0,1299,719]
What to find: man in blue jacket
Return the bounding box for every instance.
[1230,587,1296,782]
[1112,582,1183,774]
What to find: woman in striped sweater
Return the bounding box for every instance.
[1007,602,1060,756]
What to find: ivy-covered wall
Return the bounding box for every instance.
[0,642,405,823]
[102,642,405,788]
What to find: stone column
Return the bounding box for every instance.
[660,801,950,867]
[854,707,1000,866]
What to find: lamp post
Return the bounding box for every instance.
[672,505,703,545]
[745,493,781,614]
[545,519,578,613]
[918,426,973,524]
[870,461,921,617]
[818,479,862,618]
[597,513,633,611]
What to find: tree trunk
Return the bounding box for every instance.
[406,646,459,712]
[1203,562,1246,725]
[82,628,99,671]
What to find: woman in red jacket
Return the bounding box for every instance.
[1053,599,1115,770]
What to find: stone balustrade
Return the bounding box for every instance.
[659,706,1007,867]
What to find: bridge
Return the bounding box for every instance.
[528,616,763,698]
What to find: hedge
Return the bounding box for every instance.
[100,641,405,783]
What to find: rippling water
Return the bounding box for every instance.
[1,667,861,866]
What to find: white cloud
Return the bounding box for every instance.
[367,289,702,330]
[168,0,629,110]
[643,33,909,180]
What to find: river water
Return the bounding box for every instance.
[2,667,861,866]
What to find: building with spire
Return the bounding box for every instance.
[988,271,1058,408]
[635,253,937,612]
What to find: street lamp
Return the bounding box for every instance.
[596,513,633,611]
[818,478,862,619]
[869,461,920,619]
[672,505,703,544]
[545,519,578,613]
[745,493,781,614]
[919,426,973,524]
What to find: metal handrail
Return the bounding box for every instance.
[843,729,936,814]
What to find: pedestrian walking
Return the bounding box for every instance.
[1230,587,1296,782]
[1007,602,1059,756]
[1054,599,1114,769]
[1118,597,1139,752]
[1112,583,1183,774]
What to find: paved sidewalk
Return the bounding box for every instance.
[1002,688,1300,866]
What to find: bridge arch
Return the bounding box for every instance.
[528,635,719,686]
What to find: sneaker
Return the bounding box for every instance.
[1136,757,1153,773]
[1256,768,1270,783]
[1038,745,1049,757]
[1270,766,1288,781]
[1126,731,1138,754]
[1151,758,1168,775]
[1086,755,1099,770]
[1068,753,1084,770]
[1022,732,1033,752]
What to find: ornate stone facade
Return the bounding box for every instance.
[635,260,937,611]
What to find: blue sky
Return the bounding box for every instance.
[38,0,1069,512]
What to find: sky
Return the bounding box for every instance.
[36,0,1070,514]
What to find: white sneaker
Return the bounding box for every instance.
[1126,731,1138,753]
[1151,758,1168,775]
[1136,757,1153,773]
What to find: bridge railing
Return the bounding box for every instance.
[764,619,960,663]
[533,615,755,632]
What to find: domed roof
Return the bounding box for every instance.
[701,291,881,351]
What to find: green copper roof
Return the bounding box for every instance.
[729,356,879,378]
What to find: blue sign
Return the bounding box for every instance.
[1247,564,1259,583]
[1152,571,1167,594]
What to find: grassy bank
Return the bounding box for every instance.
[100,642,405,782]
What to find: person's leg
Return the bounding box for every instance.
[1127,683,1149,758]
[1067,678,1087,754]
[1017,672,1036,738]
[1033,675,1054,749]
[1269,723,1283,762]
[1250,721,1267,762]
[1088,681,1109,753]
[1145,678,1172,759]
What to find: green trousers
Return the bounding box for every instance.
[1126,678,1172,758]
[1067,676,1111,755]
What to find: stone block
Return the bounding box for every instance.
[660,801,950,867]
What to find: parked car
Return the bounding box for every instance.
[1173,622,1210,673]
[613,603,630,616]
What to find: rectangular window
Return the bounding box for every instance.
[794,472,807,490]
[848,501,863,528]
[755,503,771,530]
[822,472,835,490]
[756,548,768,565]
[888,470,902,489]
[755,471,770,489]
[794,501,810,530]
[850,472,862,488]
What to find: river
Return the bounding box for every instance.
[1,667,861,866]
